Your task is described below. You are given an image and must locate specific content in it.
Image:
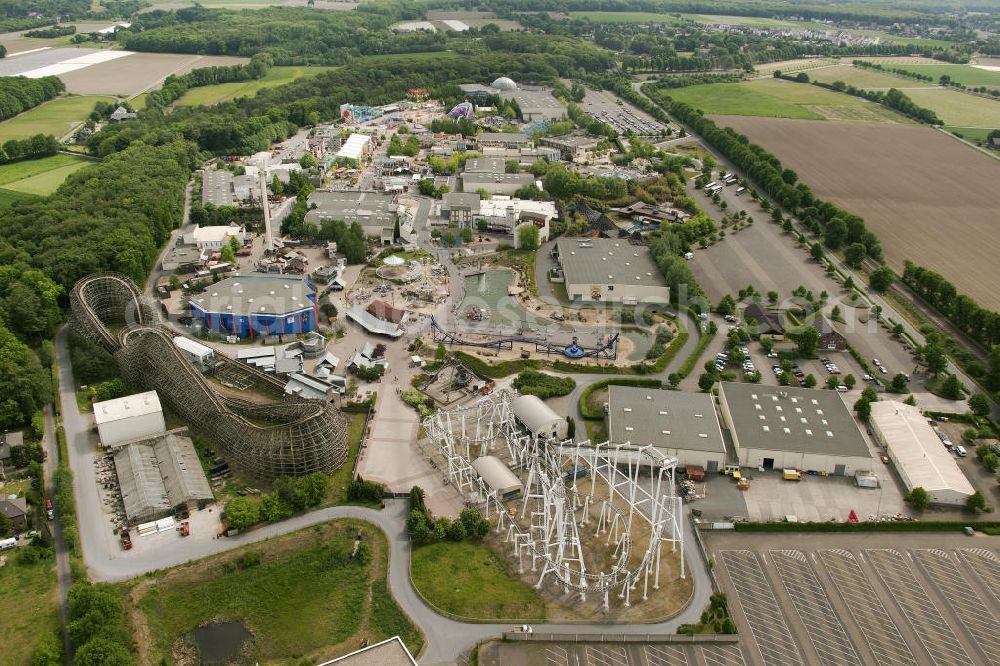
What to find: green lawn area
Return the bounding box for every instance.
[175,66,337,106]
[0,188,40,208]
[947,126,997,142]
[133,520,422,664]
[682,13,829,30]
[0,154,93,196]
[410,541,546,620]
[0,95,115,142]
[902,87,1000,127]
[327,412,367,505]
[569,11,680,23]
[888,64,1000,89]
[0,555,60,666]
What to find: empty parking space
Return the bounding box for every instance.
[643,644,689,666]
[769,550,862,666]
[700,645,747,666]
[719,550,804,665]
[960,548,1000,607]
[865,549,974,666]
[819,549,916,666]
[914,549,1000,663]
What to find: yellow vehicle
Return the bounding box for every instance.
[783,469,801,481]
[722,464,740,477]
[732,471,742,481]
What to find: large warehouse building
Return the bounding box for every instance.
[607,386,727,472]
[94,391,166,447]
[512,394,568,440]
[189,274,317,338]
[554,239,670,305]
[869,401,974,506]
[718,382,872,475]
[112,428,214,524]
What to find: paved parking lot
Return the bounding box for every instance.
[577,86,670,136]
[705,532,1000,666]
[482,640,751,666]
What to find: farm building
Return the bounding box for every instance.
[742,303,784,339]
[189,274,317,338]
[512,394,568,440]
[868,401,974,506]
[111,428,214,525]
[553,238,670,305]
[94,391,166,447]
[607,386,727,472]
[812,316,847,351]
[718,382,871,475]
[172,336,215,372]
[471,456,523,501]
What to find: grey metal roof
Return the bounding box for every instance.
[202,170,235,207]
[462,173,533,187]
[608,386,725,453]
[442,192,481,213]
[720,382,870,458]
[463,157,506,173]
[303,190,396,231]
[190,274,314,316]
[555,238,666,288]
[477,133,529,145]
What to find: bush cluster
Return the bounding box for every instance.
[224,472,329,530]
[406,486,488,546]
[512,370,576,399]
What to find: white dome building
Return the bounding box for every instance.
[491,76,518,91]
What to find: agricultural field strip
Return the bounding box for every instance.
[817,549,916,666]
[865,549,974,666]
[960,548,1000,608]
[769,550,863,666]
[700,645,747,666]
[914,549,1000,662]
[643,643,689,666]
[719,550,804,665]
[587,645,629,666]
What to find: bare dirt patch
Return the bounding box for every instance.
[59,53,249,96]
[712,116,1000,310]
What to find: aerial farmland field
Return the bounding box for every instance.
[666,78,907,123]
[0,153,93,196]
[568,11,680,23]
[59,53,250,96]
[712,116,1000,310]
[901,88,1000,128]
[805,64,924,89]
[887,63,1000,90]
[0,95,116,142]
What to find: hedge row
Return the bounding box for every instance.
[676,327,717,380]
[453,351,541,379]
[732,520,1000,533]
[579,377,662,420]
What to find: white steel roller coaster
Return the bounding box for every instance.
[423,390,684,610]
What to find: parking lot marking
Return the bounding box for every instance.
[770,550,863,666]
[719,550,804,665]
[699,645,746,666]
[914,549,1000,662]
[818,549,916,666]
[642,644,688,666]
[547,645,570,666]
[960,548,1000,607]
[866,549,973,666]
[587,646,629,666]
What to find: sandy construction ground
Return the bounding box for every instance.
[713,115,1000,310]
[59,53,249,96]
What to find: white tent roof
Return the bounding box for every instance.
[870,401,974,499]
[512,394,560,433]
[471,456,523,497]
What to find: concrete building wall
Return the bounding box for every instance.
[98,412,166,448]
[660,448,726,472]
[735,447,869,476]
[564,282,670,305]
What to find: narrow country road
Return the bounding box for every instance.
[40,402,73,664]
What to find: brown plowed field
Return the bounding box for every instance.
[713,115,1000,310]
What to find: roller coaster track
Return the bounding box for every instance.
[69,273,348,479]
[430,316,619,359]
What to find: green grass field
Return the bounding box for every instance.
[569,11,680,23]
[0,188,40,207]
[411,541,547,620]
[887,64,1000,89]
[0,555,60,666]
[902,87,1000,127]
[665,78,903,122]
[0,95,116,142]
[806,64,921,89]
[0,154,93,196]
[134,520,421,664]
[175,66,336,106]
[947,126,997,142]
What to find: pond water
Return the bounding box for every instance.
[622,328,654,361]
[192,620,253,665]
[459,269,570,332]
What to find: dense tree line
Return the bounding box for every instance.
[0,133,59,163]
[143,53,275,110]
[0,0,140,32]
[0,75,64,121]
[902,262,1000,349]
[778,73,943,124]
[653,73,743,88]
[0,324,52,429]
[24,25,75,38]
[66,582,134,666]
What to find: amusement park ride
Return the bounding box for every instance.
[430,316,620,360]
